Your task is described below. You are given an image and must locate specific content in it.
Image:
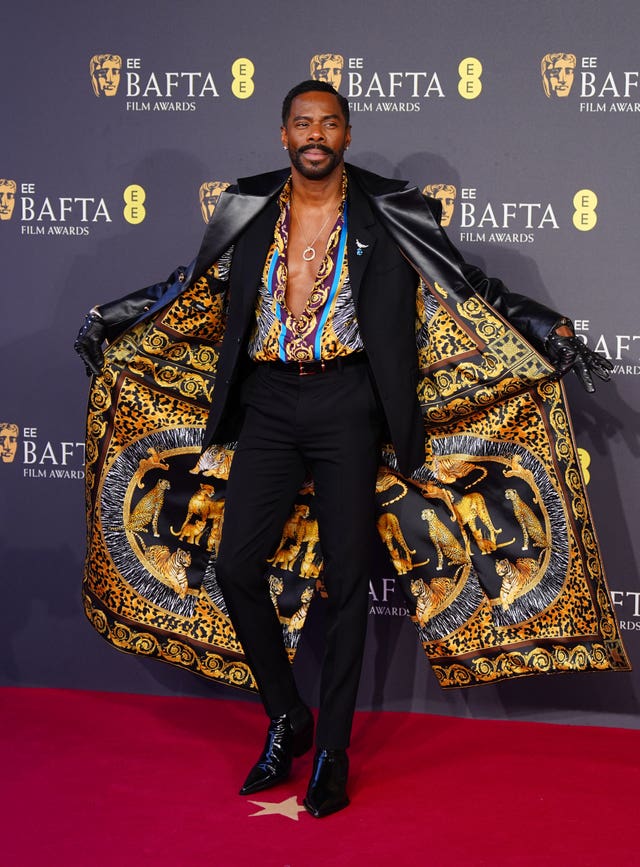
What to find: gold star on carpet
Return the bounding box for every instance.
[248,796,306,821]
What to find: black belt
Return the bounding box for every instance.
[264,353,367,376]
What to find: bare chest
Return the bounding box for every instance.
[285,214,336,319]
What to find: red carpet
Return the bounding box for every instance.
[2,687,638,867]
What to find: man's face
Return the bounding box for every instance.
[281,91,351,181]
[0,183,16,220]
[545,58,575,97]
[0,427,18,463]
[94,58,121,96]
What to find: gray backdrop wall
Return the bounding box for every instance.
[2,0,640,728]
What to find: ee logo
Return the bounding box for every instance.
[458,57,482,99]
[123,184,146,225]
[573,189,597,231]
[232,58,255,99]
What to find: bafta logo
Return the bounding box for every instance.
[90,54,122,97]
[541,53,576,98]
[310,54,344,91]
[422,183,457,227]
[0,422,18,463]
[199,181,231,223]
[0,179,16,221]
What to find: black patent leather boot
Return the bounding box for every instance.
[239,705,314,796]
[303,749,350,818]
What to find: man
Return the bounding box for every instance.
[75,80,614,818]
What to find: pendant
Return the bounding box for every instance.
[303,246,316,262]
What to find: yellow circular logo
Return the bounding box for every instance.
[573,189,598,231]
[458,57,482,100]
[123,185,146,225]
[231,58,255,99]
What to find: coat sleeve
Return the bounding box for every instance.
[95,252,232,343]
[96,262,195,341]
[94,184,241,342]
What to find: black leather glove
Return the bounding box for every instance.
[545,333,613,393]
[74,311,107,376]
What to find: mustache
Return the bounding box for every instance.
[297,144,334,155]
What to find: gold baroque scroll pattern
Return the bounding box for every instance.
[83,593,256,691]
[127,352,216,405]
[86,320,151,507]
[539,379,617,643]
[432,642,619,688]
[417,292,554,426]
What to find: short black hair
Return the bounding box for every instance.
[281,80,350,127]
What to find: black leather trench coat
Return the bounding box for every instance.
[96,163,563,475]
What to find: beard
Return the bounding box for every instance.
[288,143,345,180]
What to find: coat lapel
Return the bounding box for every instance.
[192,167,291,285]
[371,186,475,305]
[345,170,377,308]
[229,197,281,323]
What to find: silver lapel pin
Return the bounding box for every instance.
[355,239,369,256]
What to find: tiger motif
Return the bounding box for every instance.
[414,479,457,521]
[172,518,207,546]
[135,447,170,489]
[287,585,315,633]
[125,478,170,537]
[377,512,422,575]
[410,576,459,626]
[504,489,549,551]
[269,575,284,610]
[204,499,225,556]
[376,471,408,506]
[269,504,319,571]
[190,445,234,480]
[420,508,470,572]
[496,556,541,609]
[502,454,538,497]
[299,546,321,580]
[171,484,218,536]
[141,543,191,599]
[433,456,488,489]
[451,492,503,554]
[269,544,301,572]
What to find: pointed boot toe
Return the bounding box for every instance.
[303,749,350,818]
[239,706,314,796]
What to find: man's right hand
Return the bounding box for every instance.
[74,310,107,376]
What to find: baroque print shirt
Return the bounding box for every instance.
[248,175,364,362]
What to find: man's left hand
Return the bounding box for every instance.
[546,332,614,393]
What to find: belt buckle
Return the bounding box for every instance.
[298,360,325,376]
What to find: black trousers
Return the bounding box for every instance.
[215,357,383,749]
